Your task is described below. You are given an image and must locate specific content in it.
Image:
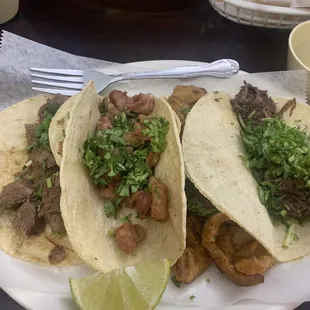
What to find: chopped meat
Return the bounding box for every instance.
[38,94,68,122]
[134,224,146,242]
[146,152,161,168]
[170,85,207,107]
[99,184,118,200]
[121,195,135,209]
[175,216,211,284]
[97,116,113,130]
[28,149,56,168]
[48,246,66,264]
[38,175,61,217]
[133,191,152,218]
[115,223,145,254]
[0,180,34,209]
[149,177,169,222]
[277,98,296,117]
[175,245,211,284]
[109,90,155,115]
[230,81,277,124]
[130,93,155,115]
[12,200,45,236]
[109,90,132,112]
[167,96,188,125]
[17,162,45,184]
[45,212,66,234]
[25,123,39,145]
[101,97,120,118]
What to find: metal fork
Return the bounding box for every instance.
[30,59,240,96]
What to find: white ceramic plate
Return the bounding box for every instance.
[1,60,301,310]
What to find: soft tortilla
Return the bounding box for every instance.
[183,91,310,262]
[60,81,186,272]
[0,95,82,266]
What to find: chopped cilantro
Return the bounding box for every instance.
[104,201,117,218]
[206,278,211,283]
[190,295,196,300]
[171,276,181,288]
[240,116,310,227]
[182,107,192,116]
[142,117,169,153]
[121,213,132,223]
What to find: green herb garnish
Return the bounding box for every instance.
[171,276,181,288]
[189,295,196,300]
[240,115,310,228]
[142,117,169,153]
[104,201,117,218]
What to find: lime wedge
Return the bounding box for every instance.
[70,258,170,310]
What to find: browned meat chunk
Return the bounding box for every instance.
[175,216,211,284]
[133,191,152,218]
[115,223,146,254]
[96,116,113,131]
[109,90,154,115]
[38,94,68,122]
[48,246,66,264]
[45,212,66,234]
[150,177,169,222]
[202,213,272,286]
[171,85,207,106]
[175,245,211,284]
[12,200,45,236]
[205,242,264,286]
[28,149,56,168]
[109,90,132,112]
[38,175,61,217]
[101,97,120,118]
[99,184,118,200]
[0,180,34,209]
[146,152,161,168]
[130,93,154,115]
[120,195,135,209]
[25,123,39,145]
[230,81,277,124]
[167,96,188,125]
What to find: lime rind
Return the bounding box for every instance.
[70,258,170,310]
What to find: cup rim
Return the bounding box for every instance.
[289,20,310,71]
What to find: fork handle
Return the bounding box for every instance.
[115,59,239,81]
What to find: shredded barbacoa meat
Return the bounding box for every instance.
[230,81,277,124]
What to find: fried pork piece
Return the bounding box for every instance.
[202,213,274,286]
[97,116,113,130]
[115,223,146,254]
[149,177,169,222]
[171,85,207,107]
[167,85,207,126]
[101,97,120,118]
[174,217,212,284]
[108,90,154,115]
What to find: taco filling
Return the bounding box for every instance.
[231,82,310,247]
[0,94,69,264]
[83,90,171,254]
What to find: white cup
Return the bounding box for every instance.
[287,20,310,96]
[0,0,19,24]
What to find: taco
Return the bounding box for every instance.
[182,83,310,263]
[59,81,186,272]
[0,92,82,266]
